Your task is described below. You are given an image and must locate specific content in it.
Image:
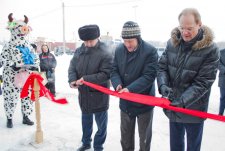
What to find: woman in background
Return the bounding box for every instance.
[39,44,57,96]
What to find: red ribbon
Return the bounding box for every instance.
[83,81,225,122]
[20,72,68,104]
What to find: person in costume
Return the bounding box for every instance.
[0,13,39,128]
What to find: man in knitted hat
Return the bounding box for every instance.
[68,24,113,151]
[111,21,158,151]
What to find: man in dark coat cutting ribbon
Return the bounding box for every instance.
[68,24,112,151]
[157,8,219,151]
[110,21,158,151]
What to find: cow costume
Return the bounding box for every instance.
[0,13,39,128]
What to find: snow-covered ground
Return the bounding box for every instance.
[0,54,224,151]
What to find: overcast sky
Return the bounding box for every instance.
[0,0,224,42]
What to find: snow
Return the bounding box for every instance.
[0,54,225,151]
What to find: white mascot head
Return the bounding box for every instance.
[7,13,32,45]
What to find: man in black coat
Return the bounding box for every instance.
[218,49,225,115]
[68,24,112,151]
[157,8,219,151]
[110,21,158,151]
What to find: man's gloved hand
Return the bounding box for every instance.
[170,98,184,108]
[160,85,173,99]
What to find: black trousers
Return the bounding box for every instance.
[120,110,154,151]
[46,82,55,95]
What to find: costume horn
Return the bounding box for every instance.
[8,13,13,22]
[24,15,28,24]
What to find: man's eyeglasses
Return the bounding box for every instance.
[178,26,196,32]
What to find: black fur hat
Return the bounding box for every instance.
[78,24,100,41]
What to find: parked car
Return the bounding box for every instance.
[65,48,75,55]
[54,46,65,56]
[157,47,165,57]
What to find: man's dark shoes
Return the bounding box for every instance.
[23,116,34,125]
[7,119,13,128]
[77,144,91,151]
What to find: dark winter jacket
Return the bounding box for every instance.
[218,49,225,88]
[110,39,158,117]
[68,41,113,114]
[39,52,57,72]
[39,51,57,82]
[157,26,219,123]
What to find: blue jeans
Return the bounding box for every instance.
[81,111,108,151]
[219,87,225,115]
[170,121,204,151]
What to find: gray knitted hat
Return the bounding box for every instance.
[121,21,141,39]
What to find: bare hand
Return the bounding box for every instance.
[118,88,129,93]
[70,81,78,88]
[116,84,122,91]
[76,77,84,86]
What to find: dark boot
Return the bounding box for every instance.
[77,144,91,151]
[23,115,34,125]
[7,119,13,128]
